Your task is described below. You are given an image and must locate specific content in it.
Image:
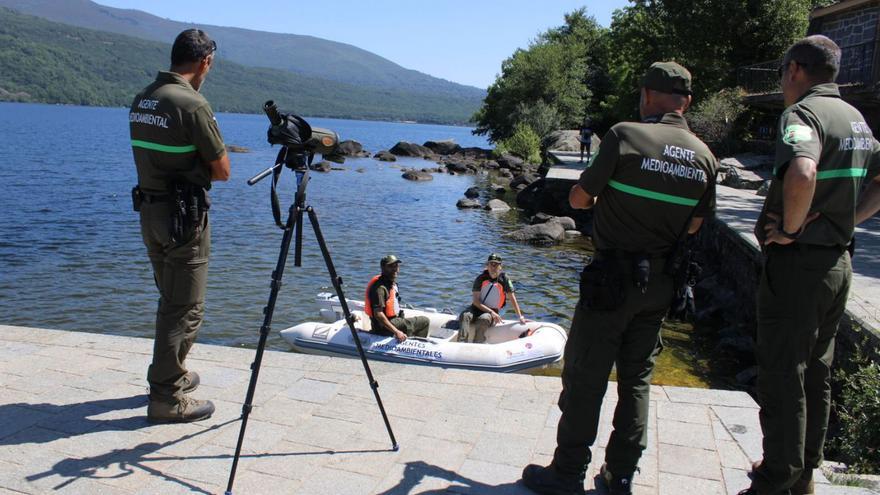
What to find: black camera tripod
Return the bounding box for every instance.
[224,146,398,495]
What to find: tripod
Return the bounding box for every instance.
[225,146,399,495]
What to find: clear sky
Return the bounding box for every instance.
[93,0,630,89]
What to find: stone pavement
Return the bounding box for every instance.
[715,184,880,338]
[2,325,877,495]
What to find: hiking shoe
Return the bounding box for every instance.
[751,460,813,495]
[521,463,585,495]
[181,371,200,393]
[598,464,633,495]
[147,396,214,423]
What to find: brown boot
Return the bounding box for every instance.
[181,371,200,393]
[147,396,214,423]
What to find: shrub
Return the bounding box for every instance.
[688,88,749,156]
[514,100,561,140]
[832,348,880,474]
[497,123,541,163]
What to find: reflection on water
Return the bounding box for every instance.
[0,103,716,388]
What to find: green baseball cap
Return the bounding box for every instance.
[487,253,503,263]
[641,61,692,96]
[380,254,401,267]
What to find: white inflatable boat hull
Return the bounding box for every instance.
[279,293,568,373]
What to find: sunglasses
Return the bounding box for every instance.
[777,60,809,77]
[488,262,502,267]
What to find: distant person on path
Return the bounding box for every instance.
[579,122,593,162]
[365,255,430,342]
[521,62,717,495]
[129,29,230,423]
[739,35,880,495]
[458,253,526,343]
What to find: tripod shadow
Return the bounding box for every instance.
[376,461,606,495]
[22,408,394,493]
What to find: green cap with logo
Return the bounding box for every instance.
[641,61,692,96]
[487,253,503,263]
[380,254,401,267]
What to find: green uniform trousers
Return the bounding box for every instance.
[372,316,431,338]
[139,200,210,402]
[752,244,851,494]
[552,264,672,477]
[459,308,494,343]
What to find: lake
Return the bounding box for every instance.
[0,102,715,387]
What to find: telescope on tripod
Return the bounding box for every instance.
[225,101,398,495]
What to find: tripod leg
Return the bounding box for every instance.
[225,203,301,495]
[305,206,400,451]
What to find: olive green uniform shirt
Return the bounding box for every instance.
[756,83,880,246]
[578,112,718,255]
[129,71,226,194]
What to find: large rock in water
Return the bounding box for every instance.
[336,140,369,157]
[390,141,433,157]
[424,140,462,155]
[504,222,566,244]
[485,199,511,211]
[374,150,397,162]
[402,169,433,181]
[496,153,524,170]
[457,198,482,209]
[464,186,480,199]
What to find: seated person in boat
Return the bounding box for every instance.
[458,253,526,343]
[365,255,430,342]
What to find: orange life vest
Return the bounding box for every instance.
[480,279,506,310]
[365,275,399,318]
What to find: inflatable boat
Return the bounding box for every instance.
[278,293,568,373]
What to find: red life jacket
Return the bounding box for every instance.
[365,275,398,318]
[480,279,506,310]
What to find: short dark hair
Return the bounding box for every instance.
[783,35,841,82]
[171,29,216,66]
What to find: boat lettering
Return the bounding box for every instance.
[371,341,442,359]
[312,326,330,340]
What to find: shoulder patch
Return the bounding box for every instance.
[782,124,813,145]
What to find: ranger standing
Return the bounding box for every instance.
[130,29,231,423]
[740,35,880,495]
[521,62,717,495]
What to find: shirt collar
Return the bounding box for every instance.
[156,71,196,91]
[643,112,690,131]
[796,82,841,103]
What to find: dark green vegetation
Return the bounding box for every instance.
[474,0,835,144]
[831,342,880,474]
[0,7,482,123]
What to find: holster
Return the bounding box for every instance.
[578,253,626,312]
[169,182,210,245]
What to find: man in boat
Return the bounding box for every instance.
[521,62,717,495]
[739,35,880,495]
[365,255,430,342]
[129,29,230,423]
[458,253,526,343]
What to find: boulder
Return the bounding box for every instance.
[485,199,511,211]
[542,130,581,152]
[374,150,397,162]
[483,160,501,170]
[323,153,346,164]
[402,169,433,181]
[390,141,433,157]
[336,140,368,157]
[530,214,576,230]
[490,183,507,194]
[503,222,566,244]
[496,153,524,170]
[721,167,769,190]
[312,161,332,172]
[498,169,514,179]
[510,173,539,189]
[225,144,250,153]
[445,161,473,174]
[424,140,462,155]
[455,147,494,160]
[456,198,482,209]
[720,153,772,171]
[464,187,480,199]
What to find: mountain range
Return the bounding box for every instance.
[0,0,485,123]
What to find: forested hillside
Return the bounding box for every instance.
[0,8,482,123]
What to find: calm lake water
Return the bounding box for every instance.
[0,102,716,387]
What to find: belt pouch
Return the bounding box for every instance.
[579,255,626,311]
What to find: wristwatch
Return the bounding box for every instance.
[779,226,801,240]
